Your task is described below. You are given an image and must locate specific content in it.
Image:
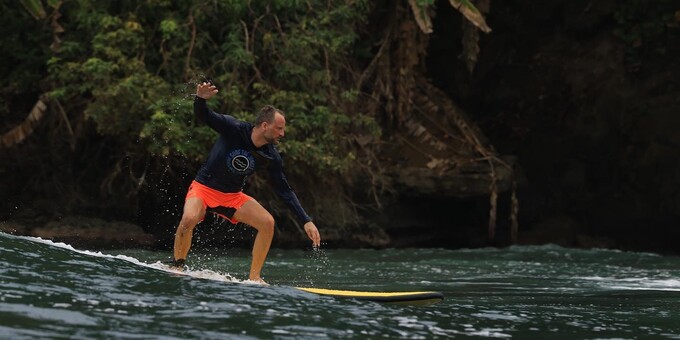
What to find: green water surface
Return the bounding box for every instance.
[0,232,678,338]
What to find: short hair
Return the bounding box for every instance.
[254,105,284,126]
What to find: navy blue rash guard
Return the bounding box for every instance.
[193,96,312,225]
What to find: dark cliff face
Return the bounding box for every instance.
[404,0,680,253]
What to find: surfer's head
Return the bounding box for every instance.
[254,105,286,145]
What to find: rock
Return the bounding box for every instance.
[31,216,155,249]
[351,227,391,248]
[575,234,617,250]
[518,215,579,247]
[0,221,30,235]
[394,160,515,198]
[306,223,390,248]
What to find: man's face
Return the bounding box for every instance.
[263,112,286,145]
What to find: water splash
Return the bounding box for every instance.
[310,245,330,268]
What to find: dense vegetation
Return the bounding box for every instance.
[2,1,384,232]
[1,0,493,236]
[2,0,679,253]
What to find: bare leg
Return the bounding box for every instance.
[233,199,275,282]
[173,197,206,265]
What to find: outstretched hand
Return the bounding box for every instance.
[304,221,321,248]
[196,81,218,99]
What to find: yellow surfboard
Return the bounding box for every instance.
[156,262,443,306]
[294,287,444,306]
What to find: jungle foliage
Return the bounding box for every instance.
[51,0,377,171]
[0,0,509,238]
[2,0,383,226]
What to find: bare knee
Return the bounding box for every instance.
[176,214,200,235]
[258,214,275,236]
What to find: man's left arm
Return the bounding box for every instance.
[269,162,321,247]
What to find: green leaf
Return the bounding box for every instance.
[46,0,61,9]
[19,0,46,20]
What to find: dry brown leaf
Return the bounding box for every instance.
[1,95,49,148]
[449,0,492,33]
[408,0,433,34]
[461,20,480,72]
[427,158,445,169]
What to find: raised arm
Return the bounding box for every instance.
[193,82,239,133]
[197,81,218,100]
[194,81,218,123]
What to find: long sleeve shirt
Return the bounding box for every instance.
[193,97,312,224]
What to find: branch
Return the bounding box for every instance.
[53,99,76,150]
[1,94,49,148]
[184,12,197,81]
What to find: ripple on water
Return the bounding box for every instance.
[1,233,679,339]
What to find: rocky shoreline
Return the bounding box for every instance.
[0,213,632,255]
[0,216,155,249]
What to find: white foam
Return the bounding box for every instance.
[52,303,71,308]
[578,276,680,291]
[5,233,245,285]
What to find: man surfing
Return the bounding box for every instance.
[171,81,321,283]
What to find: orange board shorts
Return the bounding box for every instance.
[185,180,253,224]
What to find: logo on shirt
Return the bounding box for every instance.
[227,149,255,175]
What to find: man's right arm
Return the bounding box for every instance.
[193,82,238,133]
[193,96,210,123]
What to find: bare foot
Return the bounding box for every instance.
[165,259,185,272]
[247,277,268,285]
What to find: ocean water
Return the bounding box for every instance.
[0,231,678,339]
